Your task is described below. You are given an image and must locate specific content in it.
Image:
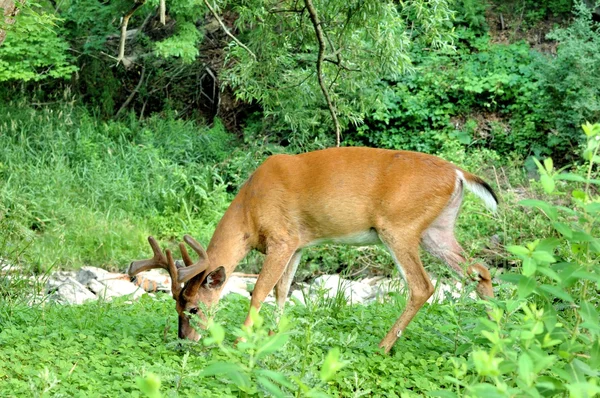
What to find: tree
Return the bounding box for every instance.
[0,0,23,46]
[147,0,456,144]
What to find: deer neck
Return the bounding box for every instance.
[205,198,252,277]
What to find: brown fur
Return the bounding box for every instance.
[131,147,498,353]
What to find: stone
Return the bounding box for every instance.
[88,278,145,301]
[131,269,172,293]
[312,274,377,304]
[46,275,97,305]
[76,266,127,287]
[220,275,254,299]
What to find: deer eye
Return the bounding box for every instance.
[189,307,199,315]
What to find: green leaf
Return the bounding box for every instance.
[256,333,289,360]
[204,322,225,346]
[320,347,346,382]
[518,352,534,386]
[199,362,252,390]
[579,302,600,332]
[590,340,600,370]
[255,369,295,390]
[543,157,554,173]
[522,257,537,276]
[539,284,574,303]
[536,266,562,283]
[540,174,555,194]
[137,373,162,398]
[552,222,573,238]
[518,276,536,299]
[572,190,588,201]
[257,376,286,398]
[519,199,558,220]
[498,272,525,285]
[532,250,556,263]
[584,202,600,214]
[507,245,530,257]
[555,173,586,182]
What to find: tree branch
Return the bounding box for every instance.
[118,0,146,65]
[202,0,256,60]
[304,0,340,147]
[159,0,166,25]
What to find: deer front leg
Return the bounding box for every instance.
[379,234,434,354]
[243,243,299,329]
[274,250,302,319]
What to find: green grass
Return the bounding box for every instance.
[0,101,554,279]
[0,290,489,397]
[0,103,233,272]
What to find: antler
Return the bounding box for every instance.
[165,249,182,299]
[128,236,169,276]
[129,236,183,300]
[177,234,210,284]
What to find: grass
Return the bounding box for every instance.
[1,102,598,397]
[0,101,553,279]
[0,103,233,272]
[0,289,489,397]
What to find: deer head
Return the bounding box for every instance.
[128,235,226,340]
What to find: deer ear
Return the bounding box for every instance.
[202,266,226,290]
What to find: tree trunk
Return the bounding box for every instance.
[0,0,23,46]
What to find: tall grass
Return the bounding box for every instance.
[0,102,233,271]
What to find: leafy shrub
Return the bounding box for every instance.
[0,3,77,81]
[440,123,600,396]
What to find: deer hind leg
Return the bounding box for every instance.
[243,242,299,329]
[379,232,434,354]
[274,250,302,318]
[421,221,493,298]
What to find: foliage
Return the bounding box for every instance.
[347,39,548,156]
[438,124,600,397]
[534,2,600,153]
[0,282,489,397]
[0,2,77,81]
[0,103,233,271]
[218,0,456,137]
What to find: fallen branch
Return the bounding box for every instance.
[116,67,146,117]
[118,0,146,64]
[202,0,256,60]
[304,0,341,147]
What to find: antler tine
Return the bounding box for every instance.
[165,249,182,299]
[128,236,169,276]
[183,234,208,260]
[177,235,210,284]
[179,242,194,266]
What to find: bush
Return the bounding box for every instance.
[441,123,600,396]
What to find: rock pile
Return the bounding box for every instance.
[38,266,476,306]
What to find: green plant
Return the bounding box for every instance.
[0,2,77,81]
[440,123,600,396]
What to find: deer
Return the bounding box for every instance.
[128,147,497,353]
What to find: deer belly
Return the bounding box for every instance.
[306,229,381,247]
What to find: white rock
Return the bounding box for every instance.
[46,276,97,305]
[290,289,306,305]
[220,275,254,299]
[76,266,125,286]
[312,274,377,304]
[131,269,171,293]
[88,278,145,301]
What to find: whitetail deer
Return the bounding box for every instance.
[128,147,497,353]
